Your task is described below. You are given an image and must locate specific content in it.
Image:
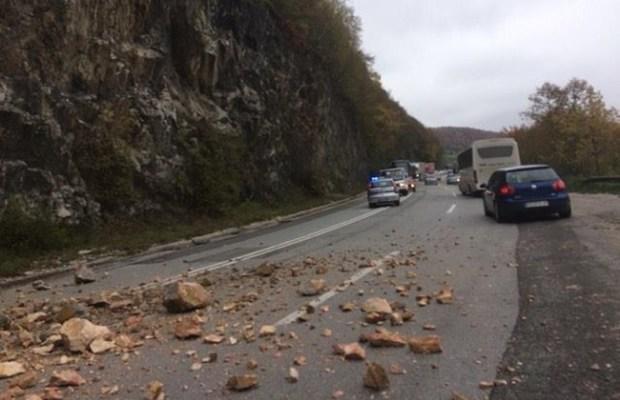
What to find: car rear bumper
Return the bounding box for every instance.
[368,193,399,205]
[499,194,571,216]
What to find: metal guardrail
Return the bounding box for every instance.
[582,176,620,183]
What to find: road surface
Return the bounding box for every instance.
[1,184,618,400]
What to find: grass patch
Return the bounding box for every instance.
[565,177,620,195]
[0,190,354,277]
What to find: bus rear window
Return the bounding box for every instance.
[477,146,513,158]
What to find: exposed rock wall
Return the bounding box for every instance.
[0,0,366,223]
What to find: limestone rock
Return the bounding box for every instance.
[163,282,211,313]
[226,374,258,391]
[0,362,25,379]
[60,318,112,353]
[409,335,443,354]
[361,298,392,315]
[74,265,96,284]
[49,370,86,387]
[363,363,389,391]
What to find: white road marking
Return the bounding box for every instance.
[274,251,400,326]
[447,204,456,214]
[452,192,457,197]
[143,194,414,289]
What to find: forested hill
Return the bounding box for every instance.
[0,0,440,226]
[432,127,499,154]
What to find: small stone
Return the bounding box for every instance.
[49,370,86,387]
[479,381,494,389]
[333,343,366,361]
[255,263,276,277]
[287,367,299,383]
[590,363,601,371]
[246,359,258,370]
[174,317,202,340]
[10,370,37,389]
[146,380,165,400]
[322,328,333,337]
[298,279,327,296]
[32,280,51,291]
[259,325,277,337]
[361,330,407,347]
[203,334,225,344]
[293,356,306,366]
[409,335,442,354]
[226,374,258,391]
[339,302,355,312]
[363,363,389,391]
[436,287,454,304]
[89,338,116,354]
[74,265,96,284]
[332,390,345,399]
[361,298,392,315]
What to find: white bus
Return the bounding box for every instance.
[457,138,521,195]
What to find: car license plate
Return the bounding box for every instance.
[525,201,549,208]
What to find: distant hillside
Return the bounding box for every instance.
[432,127,500,154]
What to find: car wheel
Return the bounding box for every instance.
[494,202,506,223]
[559,207,572,218]
[368,203,375,209]
[394,200,400,206]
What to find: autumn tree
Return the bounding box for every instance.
[509,79,620,175]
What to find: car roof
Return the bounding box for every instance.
[496,164,550,172]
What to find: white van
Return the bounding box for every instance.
[457,138,521,195]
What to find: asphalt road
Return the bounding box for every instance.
[2,183,618,399]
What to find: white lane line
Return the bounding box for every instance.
[447,204,456,214]
[274,251,400,326]
[452,192,457,197]
[143,195,414,289]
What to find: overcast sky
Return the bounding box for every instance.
[347,0,620,131]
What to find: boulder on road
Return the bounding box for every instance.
[333,343,366,361]
[0,314,10,330]
[163,282,211,313]
[298,279,327,296]
[60,318,112,353]
[174,317,203,340]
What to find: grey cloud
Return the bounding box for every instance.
[347,0,620,130]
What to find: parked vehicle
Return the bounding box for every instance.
[367,178,400,208]
[482,164,571,222]
[457,138,521,196]
[380,168,414,195]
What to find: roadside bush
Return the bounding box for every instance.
[0,198,70,255]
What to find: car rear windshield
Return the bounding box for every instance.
[506,168,558,183]
[477,145,513,158]
[371,180,393,188]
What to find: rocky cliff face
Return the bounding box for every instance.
[0,0,366,224]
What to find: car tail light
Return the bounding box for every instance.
[497,183,515,197]
[552,179,566,192]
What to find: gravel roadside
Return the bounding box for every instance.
[492,193,620,400]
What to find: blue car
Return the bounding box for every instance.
[482,164,571,222]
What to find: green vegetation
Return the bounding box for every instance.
[506,79,620,178]
[0,190,350,277]
[564,177,620,195]
[267,0,441,168]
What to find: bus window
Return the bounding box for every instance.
[477,146,513,158]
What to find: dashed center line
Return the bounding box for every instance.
[274,251,400,326]
[447,204,457,214]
